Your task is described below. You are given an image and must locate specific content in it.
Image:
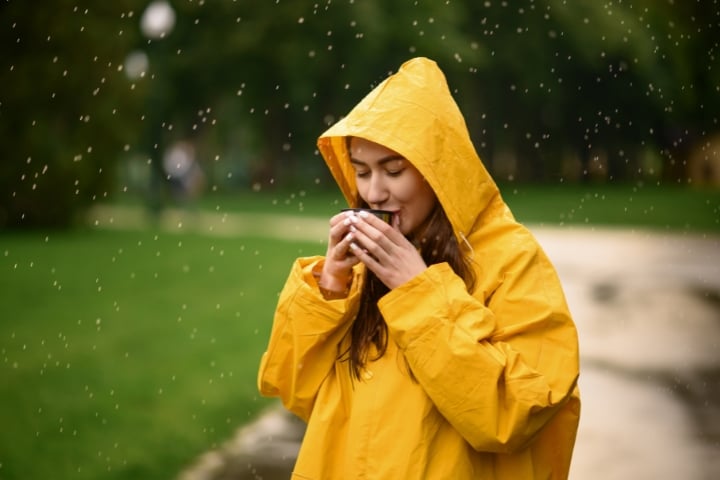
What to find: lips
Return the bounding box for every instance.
[371,208,401,226]
[389,210,401,226]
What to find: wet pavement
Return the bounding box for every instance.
[539,227,720,480]
[88,207,720,479]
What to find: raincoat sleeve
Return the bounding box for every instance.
[257,256,360,421]
[379,228,579,453]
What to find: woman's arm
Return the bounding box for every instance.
[380,237,579,453]
[257,256,360,421]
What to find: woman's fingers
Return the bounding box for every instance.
[347,213,397,258]
[327,212,351,244]
[323,212,361,279]
[346,213,427,289]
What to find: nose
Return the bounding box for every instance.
[364,173,389,207]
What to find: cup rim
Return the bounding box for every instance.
[341,208,394,215]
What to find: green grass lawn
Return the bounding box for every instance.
[0,229,321,480]
[499,182,720,232]
[182,181,720,232]
[1,182,718,480]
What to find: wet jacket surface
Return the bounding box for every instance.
[258,57,580,479]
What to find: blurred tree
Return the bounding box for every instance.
[1,0,716,228]
[137,0,482,188]
[0,1,144,227]
[453,0,718,183]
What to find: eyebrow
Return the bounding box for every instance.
[349,154,405,166]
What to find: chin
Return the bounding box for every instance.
[399,221,416,237]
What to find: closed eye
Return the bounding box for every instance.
[350,155,406,179]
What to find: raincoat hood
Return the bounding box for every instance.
[318,57,498,240]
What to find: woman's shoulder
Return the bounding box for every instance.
[467,215,541,254]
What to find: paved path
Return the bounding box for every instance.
[89,206,720,479]
[537,227,720,480]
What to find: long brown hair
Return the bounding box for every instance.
[343,198,476,380]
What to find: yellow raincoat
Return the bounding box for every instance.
[258,57,580,479]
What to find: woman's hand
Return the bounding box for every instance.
[347,211,427,290]
[320,211,362,293]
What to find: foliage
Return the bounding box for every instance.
[0,1,144,227]
[2,0,718,228]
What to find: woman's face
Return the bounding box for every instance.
[348,137,436,236]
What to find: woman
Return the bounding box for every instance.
[258,57,580,479]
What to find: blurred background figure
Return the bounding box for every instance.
[163,140,207,205]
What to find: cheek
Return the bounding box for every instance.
[394,176,425,203]
[355,179,370,203]
[399,178,436,219]
[416,186,437,219]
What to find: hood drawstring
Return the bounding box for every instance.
[459,232,474,259]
